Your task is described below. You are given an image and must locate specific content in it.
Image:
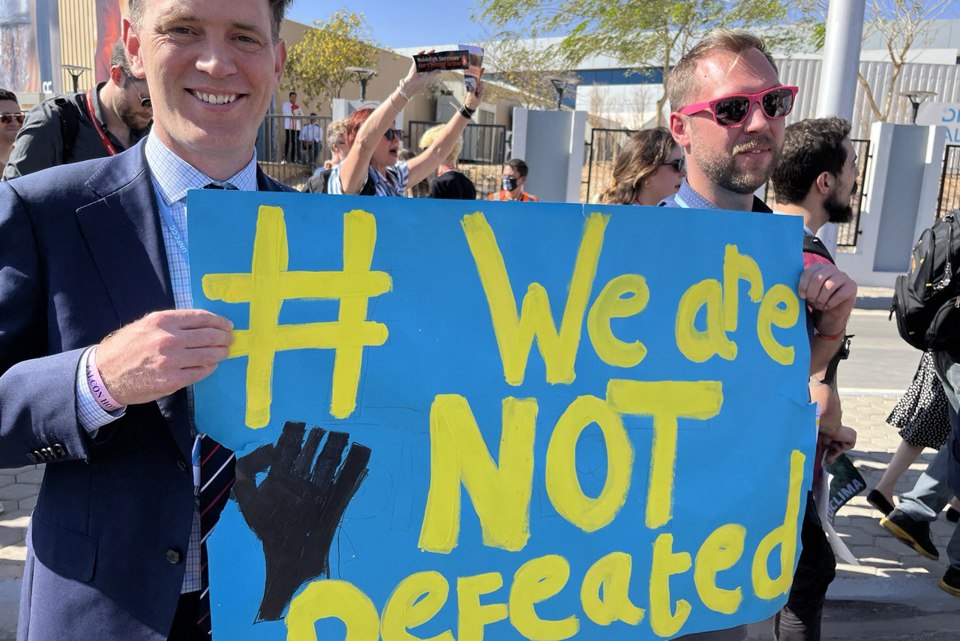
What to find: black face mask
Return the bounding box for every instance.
[502,176,519,191]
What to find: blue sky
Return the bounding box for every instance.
[287,1,490,49]
[288,0,960,51]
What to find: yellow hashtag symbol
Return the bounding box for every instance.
[202,206,391,428]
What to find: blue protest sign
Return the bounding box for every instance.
[189,191,815,640]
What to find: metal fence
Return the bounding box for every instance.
[938,145,960,219]
[406,120,508,199]
[258,114,332,190]
[583,128,634,204]
[838,138,871,247]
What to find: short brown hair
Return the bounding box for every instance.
[668,30,778,112]
[128,0,292,41]
[0,88,18,105]
[505,158,529,178]
[110,39,139,83]
[773,117,852,204]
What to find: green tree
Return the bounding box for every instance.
[286,11,379,106]
[475,0,806,125]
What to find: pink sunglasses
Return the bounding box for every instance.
[678,86,798,128]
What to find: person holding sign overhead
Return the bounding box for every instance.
[328,55,484,198]
[662,29,857,641]
[0,0,294,638]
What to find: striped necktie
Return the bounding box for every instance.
[196,434,236,633]
[197,180,237,633]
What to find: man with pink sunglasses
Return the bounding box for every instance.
[662,30,857,641]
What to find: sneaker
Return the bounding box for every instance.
[940,567,960,596]
[880,510,939,560]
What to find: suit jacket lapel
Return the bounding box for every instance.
[75,144,192,458]
[76,144,174,326]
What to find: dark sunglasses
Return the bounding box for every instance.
[384,128,403,141]
[662,158,685,173]
[678,86,798,128]
[0,112,25,125]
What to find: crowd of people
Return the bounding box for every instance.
[0,1,956,639]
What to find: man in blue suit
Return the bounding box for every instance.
[0,0,293,638]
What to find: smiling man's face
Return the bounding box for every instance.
[124,0,285,174]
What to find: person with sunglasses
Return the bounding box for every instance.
[0,88,23,172]
[663,30,857,641]
[328,55,484,198]
[3,39,152,180]
[598,127,684,206]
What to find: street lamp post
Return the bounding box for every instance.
[61,65,90,93]
[546,75,579,110]
[900,89,936,124]
[345,66,377,101]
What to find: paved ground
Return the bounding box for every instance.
[2,302,959,638]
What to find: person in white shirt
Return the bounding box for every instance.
[299,113,322,167]
[281,91,300,162]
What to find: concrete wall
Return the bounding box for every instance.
[511,108,587,203]
[835,123,946,287]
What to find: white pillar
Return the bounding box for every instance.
[815,0,866,252]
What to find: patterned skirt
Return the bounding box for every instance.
[887,351,952,449]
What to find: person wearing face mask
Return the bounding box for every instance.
[488,158,538,201]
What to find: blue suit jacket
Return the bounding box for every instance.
[0,142,291,640]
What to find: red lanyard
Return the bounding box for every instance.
[85,89,118,156]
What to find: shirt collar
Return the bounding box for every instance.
[663,180,718,209]
[145,135,258,204]
[661,179,773,213]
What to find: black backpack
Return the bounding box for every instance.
[891,209,960,350]
[52,97,81,162]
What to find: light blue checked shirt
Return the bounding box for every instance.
[659,179,720,209]
[660,178,772,213]
[75,135,257,592]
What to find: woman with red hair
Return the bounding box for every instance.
[329,55,483,197]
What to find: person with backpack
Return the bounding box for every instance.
[2,39,152,180]
[771,115,859,639]
[883,207,960,596]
